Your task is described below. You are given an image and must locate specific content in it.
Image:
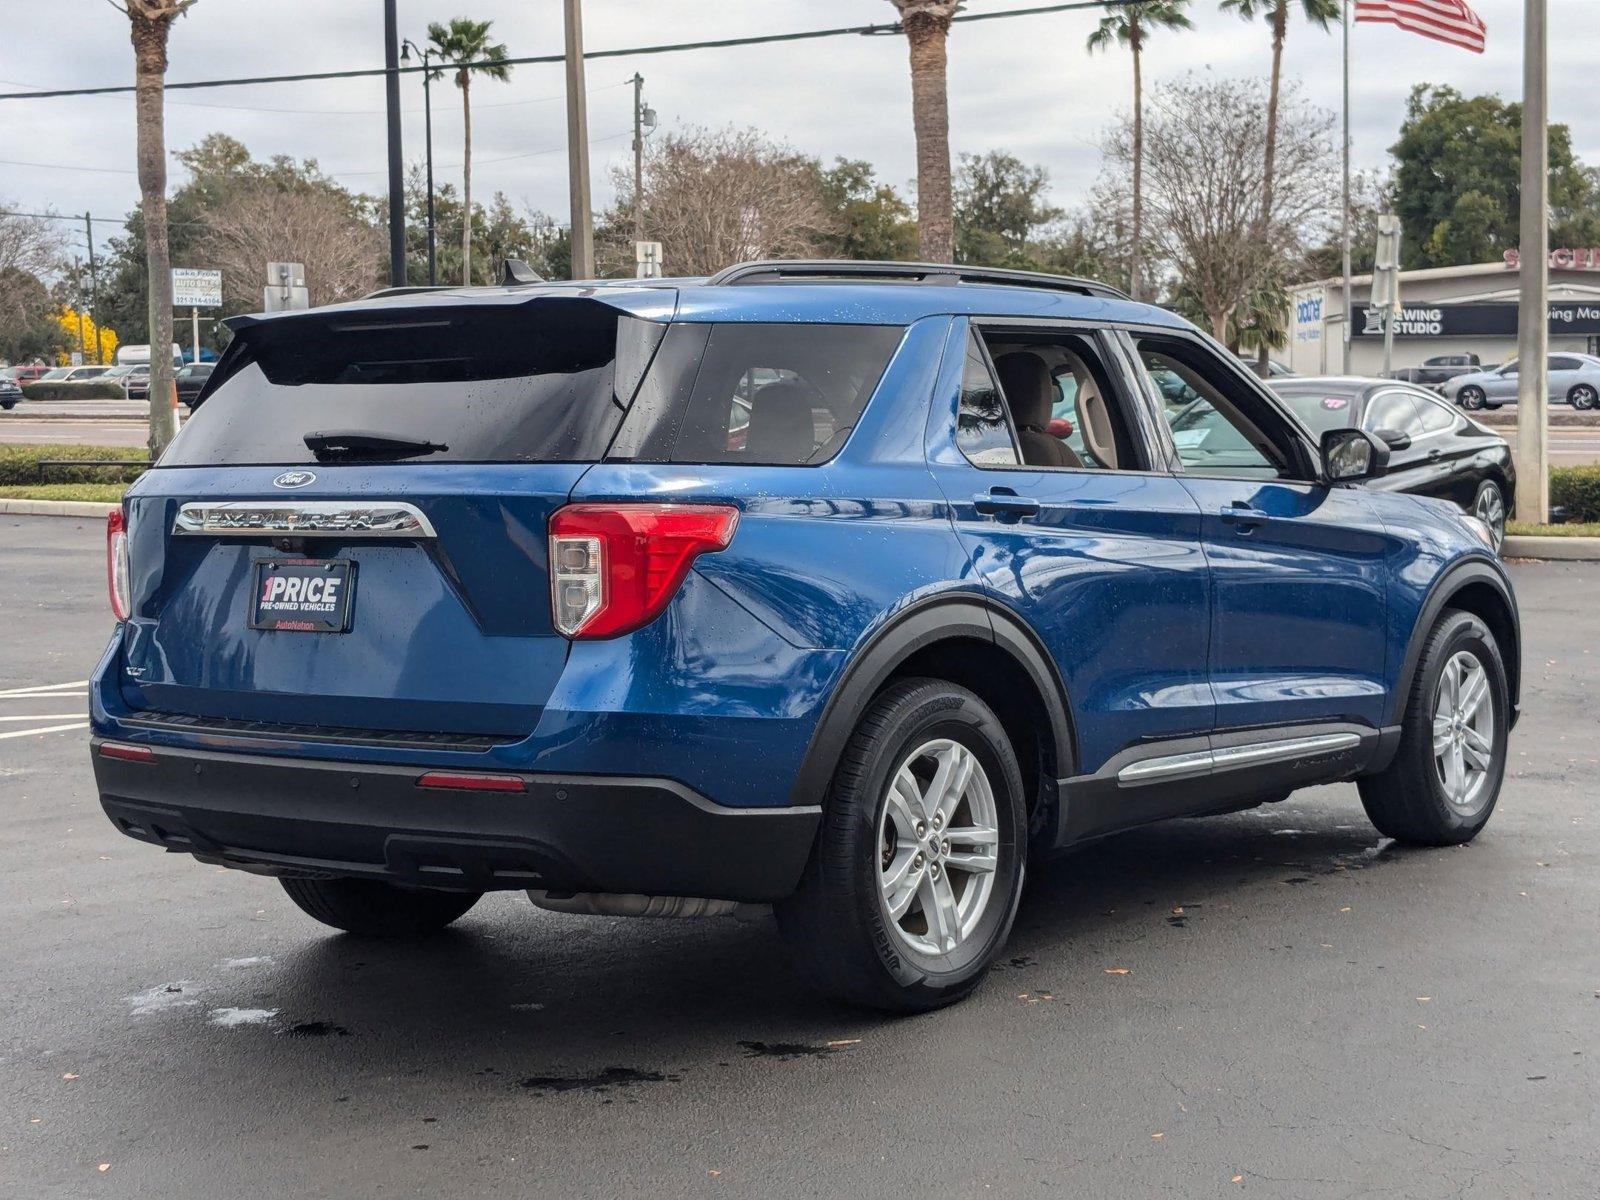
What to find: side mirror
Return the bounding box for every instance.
[1321,428,1389,482]
[1372,427,1412,451]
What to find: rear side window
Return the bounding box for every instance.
[161,298,663,467]
[609,323,904,466]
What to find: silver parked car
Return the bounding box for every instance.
[1441,353,1600,411]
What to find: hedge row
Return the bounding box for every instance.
[1552,465,1600,523]
[21,380,128,402]
[0,443,149,486]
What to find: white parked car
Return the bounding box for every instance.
[1441,353,1600,411]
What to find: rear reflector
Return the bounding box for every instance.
[99,742,156,764]
[416,771,527,793]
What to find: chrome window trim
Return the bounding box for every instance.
[172,501,437,539]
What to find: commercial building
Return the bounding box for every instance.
[1287,250,1600,376]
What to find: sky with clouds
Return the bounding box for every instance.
[1,0,1591,264]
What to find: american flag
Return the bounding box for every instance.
[1354,0,1487,54]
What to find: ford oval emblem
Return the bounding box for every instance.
[273,470,316,489]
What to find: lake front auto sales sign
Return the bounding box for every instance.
[171,268,223,308]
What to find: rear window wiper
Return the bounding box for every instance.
[303,430,450,462]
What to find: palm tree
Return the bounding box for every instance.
[1219,0,1340,230]
[1087,1,1192,302]
[426,18,511,285]
[116,0,197,457]
[889,1,961,262]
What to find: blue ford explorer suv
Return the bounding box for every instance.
[91,260,1520,1011]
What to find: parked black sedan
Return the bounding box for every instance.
[1271,377,1515,550]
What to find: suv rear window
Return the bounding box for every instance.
[161,298,664,467]
[608,323,904,466]
[163,305,902,469]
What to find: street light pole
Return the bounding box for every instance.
[564,0,595,279]
[383,0,406,286]
[1515,0,1549,525]
[402,39,438,286]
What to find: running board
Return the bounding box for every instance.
[1116,732,1363,788]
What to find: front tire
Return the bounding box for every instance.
[1358,610,1508,846]
[280,877,482,936]
[1470,480,1507,552]
[1457,386,1487,411]
[776,678,1027,1012]
[1569,384,1598,410]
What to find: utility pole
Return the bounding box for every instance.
[564,0,595,279]
[402,40,438,285]
[631,72,645,248]
[84,211,101,363]
[383,0,406,286]
[1515,0,1549,525]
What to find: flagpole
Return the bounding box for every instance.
[1341,0,1352,375]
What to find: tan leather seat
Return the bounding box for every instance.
[993,351,1081,469]
[1074,375,1118,469]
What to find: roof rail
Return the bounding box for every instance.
[704,259,1130,301]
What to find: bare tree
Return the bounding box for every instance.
[889,1,960,261]
[606,128,834,277]
[112,0,196,458]
[1085,1,1192,301]
[1098,76,1336,340]
[0,206,67,280]
[197,186,382,311]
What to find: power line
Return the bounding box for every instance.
[0,2,1136,103]
[0,75,631,117]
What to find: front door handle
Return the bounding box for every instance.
[973,489,1041,521]
[1219,502,1268,530]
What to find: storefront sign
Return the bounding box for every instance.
[1353,301,1600,338]
[1503,248,1600,271]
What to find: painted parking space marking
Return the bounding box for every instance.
[0,680,88,698]
[0,722,88,740]
[0,680,91,739]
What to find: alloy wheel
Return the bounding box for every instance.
[1571,385,1598,411]
[1459,387,1485,410]
[1473,485,1506,551]
[1432,650,1495,813]
[877,739,1000,956]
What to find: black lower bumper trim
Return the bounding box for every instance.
[92,741,820,902]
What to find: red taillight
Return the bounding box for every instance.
[106,509,131,621]
[548,504,739,639]
[416,771,527,793]
[99,742,155,764]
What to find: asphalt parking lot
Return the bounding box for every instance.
[2,513,1597,1199]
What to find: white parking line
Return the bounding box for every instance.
[0,680,88,698]
[0,714,84,722]
[0,722,88,740]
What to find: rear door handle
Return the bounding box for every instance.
[973,489,1041,521]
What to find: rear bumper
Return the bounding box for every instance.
[92,740,821,902]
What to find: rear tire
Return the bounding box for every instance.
[1358,610,1508,846]
[280,877,482,936]
[776,678,1027,1013]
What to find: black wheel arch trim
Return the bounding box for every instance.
[788,594,1078,809]
[1390,556,1521,729]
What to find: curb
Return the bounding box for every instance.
[1,412,149,422]
[0,498,118,518]
[1503,534,1600,561]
